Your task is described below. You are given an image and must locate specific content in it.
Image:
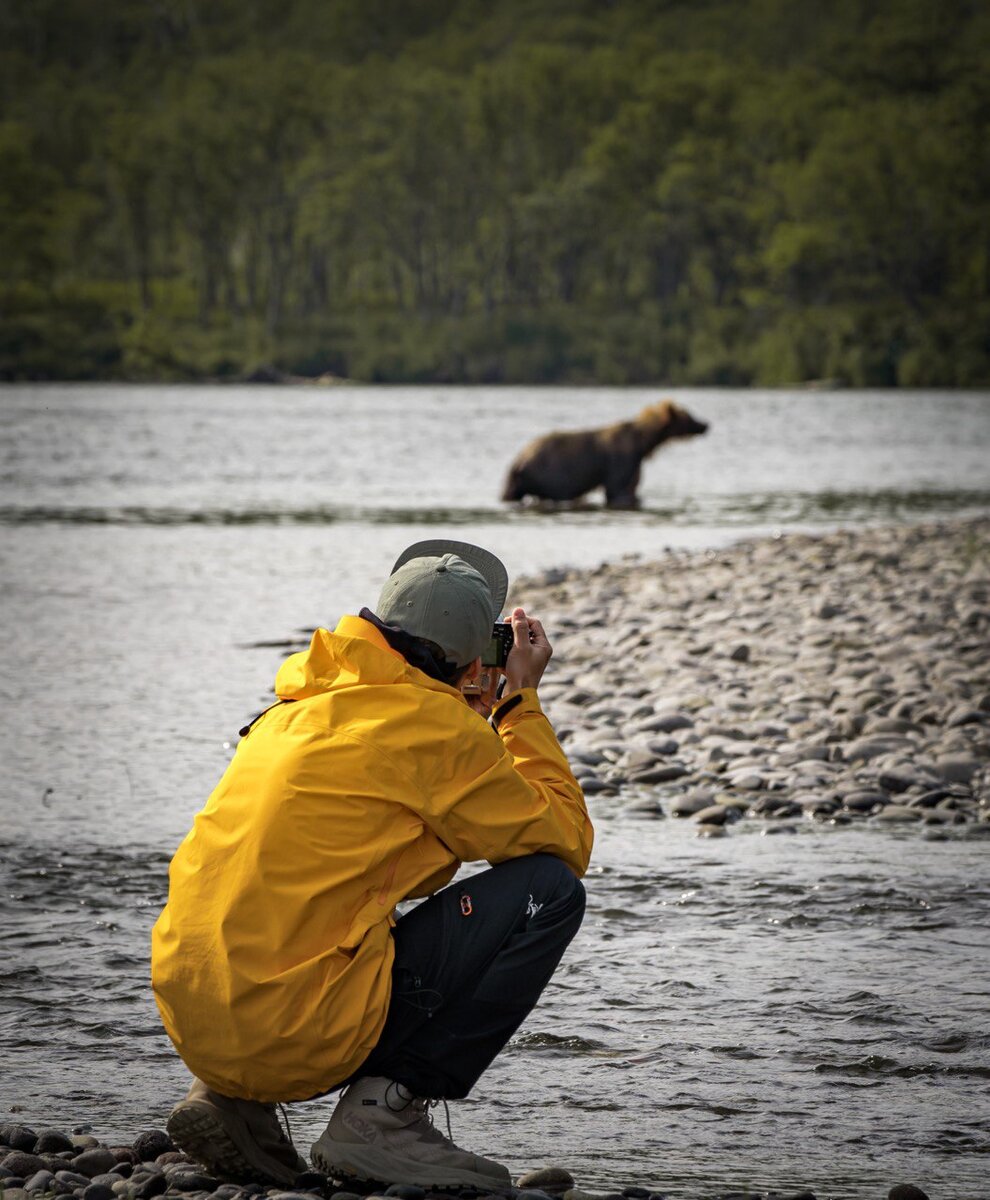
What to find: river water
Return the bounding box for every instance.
[1,385,989,1199]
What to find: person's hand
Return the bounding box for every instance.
[503,606,552,694]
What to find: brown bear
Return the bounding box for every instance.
[500,400,709,509]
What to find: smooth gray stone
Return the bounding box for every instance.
[647,737,680,756]
[649,712,694,732]
[71,1137,100,1151]
[516,1168,575,1194]
[35,1132,75,1155]
[670,790,715,816]
[2,1189,28,1200]
[170,1172,220,1192]
[878,767,933,793]
[73,1149,118,1178]
[133,1172,168,1199]
[578,777,617,794]
[873,804,923,821]
[24,1170,56,1193]
[936,755,981,782]
[2,1156,47,1178]
[84,1185,117,1200]
[56,1171,95,1188]
[946,706,985,727]
[842,792,887,812]
[628,762,688,783]
[693,804,730,825]
[1,1128,38,1154]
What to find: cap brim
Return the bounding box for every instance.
[391,539,509,616]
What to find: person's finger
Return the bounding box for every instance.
[510,607,530,648]
[527,617,550,650]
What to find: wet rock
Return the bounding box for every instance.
[294,1171,332,1194]
[73,1148,118,1177]
[877,765,937,793]
[888,1187,930,1200]
[72,1136,100,1151]
[693,805,731,825]
[84,1185,117,1200]
[153,1152,187,1166]
[133,1171,168,1199]
[170,1171,220,1192]
[845,736,914,763]
[935,754,981,782]
[728,643,750,662]
[627,762,688,784]
[646,737,680,756]
[873,805,923,821]
[1,1130,39,1154]
[650,712,694,733]
[383,1186,426,1200]
[946,705,986,727]
[696,822,726,837]
[23,1170,56,1193]
[516,1168,575,1194]
[35,1131,75,1154]
[670,792,715,817]
[2,1154,47,1178]
[841,791,888,812]
[55,1170,94,1188]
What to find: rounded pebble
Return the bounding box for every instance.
[516,1169,574,1194]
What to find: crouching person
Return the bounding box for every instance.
[150,539,593,1191]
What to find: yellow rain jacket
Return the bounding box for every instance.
[151,614,592,1102]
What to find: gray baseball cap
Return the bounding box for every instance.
[377,539,509,667]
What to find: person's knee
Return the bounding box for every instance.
[526,853,586,918]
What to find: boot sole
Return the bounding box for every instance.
[311,1139,511,1192]
[167,1102,299,1187]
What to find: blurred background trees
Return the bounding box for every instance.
[1,0,987,384]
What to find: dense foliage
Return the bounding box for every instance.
[2,0,988,384]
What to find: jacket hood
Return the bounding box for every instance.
[274,615,459,701]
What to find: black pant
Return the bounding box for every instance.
[355,853,586,1099]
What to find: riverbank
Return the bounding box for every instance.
[515,515,989,833]
[0,1124,932,1200]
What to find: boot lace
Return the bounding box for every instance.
[276,1102,296,1149]
[382,1082,455,1147]
[418,1097,455,1147]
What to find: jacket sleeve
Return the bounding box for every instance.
[417,688,594,877]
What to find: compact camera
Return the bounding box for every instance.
[481,621,514,668]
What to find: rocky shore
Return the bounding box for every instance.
[0,1125,931,1200]
[516,516,990,834]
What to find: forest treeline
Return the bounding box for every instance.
[1,0,988,385]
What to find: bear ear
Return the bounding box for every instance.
[647,399,673,425]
